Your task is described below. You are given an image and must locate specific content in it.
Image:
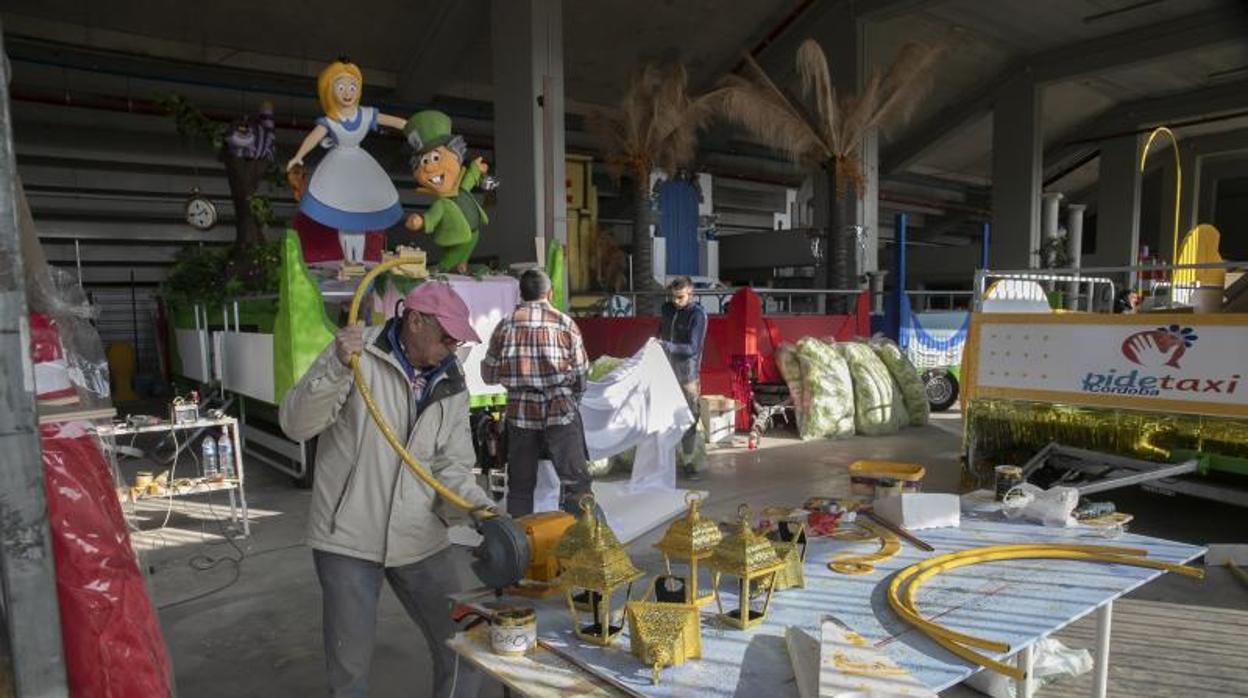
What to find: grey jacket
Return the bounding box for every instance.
[279,322,494,566]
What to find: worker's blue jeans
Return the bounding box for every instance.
[314,547,480,698]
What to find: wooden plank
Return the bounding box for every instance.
[37,404,116,425]
[447,628,621,697]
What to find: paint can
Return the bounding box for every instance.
[134,471,154,491]
[874,478,902,500]
[489,605,536,657]
[994,465,1024,501]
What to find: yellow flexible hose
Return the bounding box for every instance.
[346,258,483,514]
[886,544,1203,679]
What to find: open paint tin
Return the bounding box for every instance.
[489,605,537,657]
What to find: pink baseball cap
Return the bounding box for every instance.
[403,283,481,343]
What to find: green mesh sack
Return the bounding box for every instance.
[838,341,904,435]
[774,343,806,434]
[588,355,624,382]
[870,337,929,426]
[793,338,855,439]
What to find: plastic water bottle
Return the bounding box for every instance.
[201,435,218,480]
[217,430,234,480]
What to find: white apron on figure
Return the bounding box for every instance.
[299,106,403,231]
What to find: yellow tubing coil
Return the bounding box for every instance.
[887,544,1203,680]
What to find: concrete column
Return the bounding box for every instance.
[1041,192,1063,265]
[991,74,1042,270]
[1065,203,1086,309]
[1095,135,1141,271]
[489,0,565,266]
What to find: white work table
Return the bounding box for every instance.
[449,507,1204,697]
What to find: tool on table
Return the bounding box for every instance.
[861,510,934,552]
[170,394,199,425]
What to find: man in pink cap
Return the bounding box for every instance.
[280,281,493,698]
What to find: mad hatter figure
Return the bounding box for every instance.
[403,110,490,274]
[286,58,406,264]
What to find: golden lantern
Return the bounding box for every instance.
[653,492,723,606]
[553,496,619,562]
[561,507,644,646]
[625,601,701,685]
[555,496,620,610]
[708,504,785,629]
[768,516,808,591]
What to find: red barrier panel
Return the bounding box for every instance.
[576,290,871,429]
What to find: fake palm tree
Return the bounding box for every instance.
[585,63,718,309]
[716,40,940,310]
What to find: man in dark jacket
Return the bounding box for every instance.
[658,276,707,479]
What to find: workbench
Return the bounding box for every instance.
[448,509,1204,697]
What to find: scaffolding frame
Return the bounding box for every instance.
[0,26,71,695]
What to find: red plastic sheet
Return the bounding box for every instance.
[41,421,173,697]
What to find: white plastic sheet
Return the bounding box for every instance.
[532,338,693,507]
[580,338,694,492]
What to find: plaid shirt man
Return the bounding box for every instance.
[482,300,588,430]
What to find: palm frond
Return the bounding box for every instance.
[862,42,943,135]
[586,60,723,180]
[711,75,826,165]
[796,40,837,139]
[730,54,833,160]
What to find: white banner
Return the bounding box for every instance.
[968,314,1248,417]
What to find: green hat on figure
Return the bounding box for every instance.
[404,110,454,156]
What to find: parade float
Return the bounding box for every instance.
[958,129,1248,505]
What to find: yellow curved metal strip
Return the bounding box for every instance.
[1139,126,1181,265]
[827,521,901,575]
[887,544,1203,679]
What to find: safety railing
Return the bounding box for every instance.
[973,262,1245,314]
[906,290,976,312]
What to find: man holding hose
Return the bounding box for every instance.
[280,282,494,698]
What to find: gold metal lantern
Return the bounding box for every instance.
[555,496,620,611]
[768,517,808,591]
[653,492,723,606]
[625,601,701,685]
[561,509,644,646]
[708,505,785,629]
[553,495,619,563]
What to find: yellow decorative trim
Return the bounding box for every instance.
[972,313,1248,327]
[971,386,1248,419]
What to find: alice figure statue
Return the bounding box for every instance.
[286,58,406,264]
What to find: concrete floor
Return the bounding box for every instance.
[130,411,1248,697]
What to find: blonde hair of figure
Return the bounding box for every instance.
[317,60,364,121]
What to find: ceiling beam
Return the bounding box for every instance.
[882,5,1248,175]
[754,0,954,76]
[395,0,489,105]
[1044,78,1248,182]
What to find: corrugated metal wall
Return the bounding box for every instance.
[86,286,161,376]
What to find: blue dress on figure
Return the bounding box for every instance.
[299,106,403,233]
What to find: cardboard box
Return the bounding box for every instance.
[699,395,738,445]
